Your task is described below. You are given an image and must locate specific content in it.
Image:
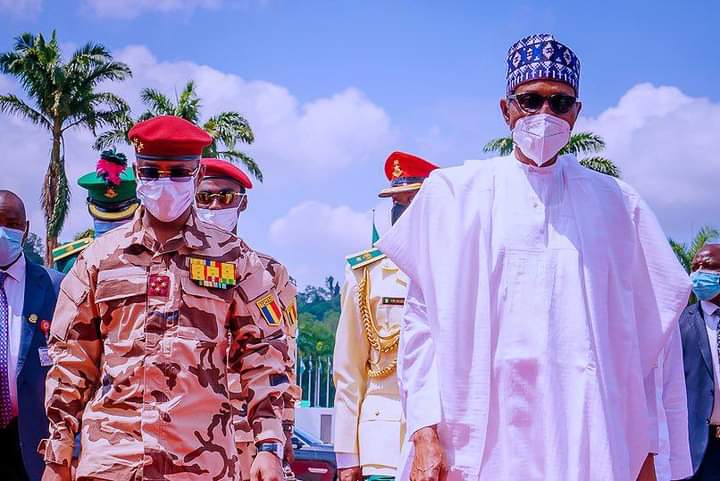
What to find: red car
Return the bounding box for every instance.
[290,427,337,481]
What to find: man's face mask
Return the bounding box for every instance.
[512,113,571,166]
[691,270,720,301]
[0,226,25,267]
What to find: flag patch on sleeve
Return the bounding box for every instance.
[256,293,282,327]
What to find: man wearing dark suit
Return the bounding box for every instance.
[0,190,63,481]
[681,243,720,480]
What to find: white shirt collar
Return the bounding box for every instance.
[701,300,720,318]
[2,253,26,283]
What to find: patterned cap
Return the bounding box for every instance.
[128,115,212,161]
[378,151,439,198]
[506,33,580,95]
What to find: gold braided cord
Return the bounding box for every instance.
[358,266,399,378]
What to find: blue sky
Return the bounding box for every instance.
[1,1,718,285]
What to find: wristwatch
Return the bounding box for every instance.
[256,442,284,461]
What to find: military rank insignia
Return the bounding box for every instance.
[256,293,282,327]
[189,258,236,289]
[346,247,386,270]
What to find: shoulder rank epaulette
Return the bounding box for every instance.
[346,247,386,270]
[52,237,93,262]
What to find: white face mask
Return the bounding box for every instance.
[197,207,239,233]
[512,113,571,166]
[136,177,195,223]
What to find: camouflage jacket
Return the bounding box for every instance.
[230,252,300,447]
[39,208,290,481]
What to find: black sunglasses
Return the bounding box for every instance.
[136,166,199,182]
[507,92,578,115]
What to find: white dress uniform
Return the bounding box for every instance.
[333,247,407,478]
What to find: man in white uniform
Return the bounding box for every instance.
[376,33,691,481]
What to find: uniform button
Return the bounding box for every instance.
[375,411,380,416]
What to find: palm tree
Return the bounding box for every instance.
[669,226,720,274]
[95,81,262,181]
[0,31,132,264]
[483,131,620,178]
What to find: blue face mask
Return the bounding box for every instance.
[690,270,720,301]
[0,226,25,267]
[94,219,128,237]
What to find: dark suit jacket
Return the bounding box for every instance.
[679,301,716,474]
[16,261,63,481]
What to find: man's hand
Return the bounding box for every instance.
[251,451,284,481]
[411,426,446,481]
[636,454,657,481]
[41,463,71,481]
[338,466,363,481]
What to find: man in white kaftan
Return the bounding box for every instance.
[376,33,692,481]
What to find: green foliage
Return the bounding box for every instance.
[73,228,95,240]
[297,276,341,358]
[94,80,263,181]
[23,233,44,265]
[483,131,620,178]
[0,31,131,263]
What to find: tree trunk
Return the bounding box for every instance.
[43,119,62,266]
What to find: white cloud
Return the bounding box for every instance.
[268,201,391,286]
[0,0,42,15]
[576,83,719,241]
[109,45,392,177]
[82,0,223,18]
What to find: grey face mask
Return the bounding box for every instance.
[391,202,408,225]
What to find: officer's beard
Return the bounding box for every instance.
[391,203,408,225]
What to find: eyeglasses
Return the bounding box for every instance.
[195,191,246,206]
[507,92,578,115]
[136,166,199,181]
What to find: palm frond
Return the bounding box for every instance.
[578,156,621,178]
[560,132,606,156]
[0,95,51,128]
[140,88,175,115]
[669,239,691,273]
[176,81,200,123]
[216,149,263,182]
[204,111,254,151]
[689,226,720,260]
[483,136,513,156]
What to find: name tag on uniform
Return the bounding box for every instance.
[381,297,405,306]
[38,347,52,367]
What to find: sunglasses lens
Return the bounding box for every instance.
[549,95,576,114]
[517,93,544,112]
[221,193,235,205]
[196,192,211,205]
[138,167,160,180]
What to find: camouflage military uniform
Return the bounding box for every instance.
[231,252,300,481]
[39,208,290,481]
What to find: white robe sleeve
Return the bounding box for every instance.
[399,280,442,437]
[377,174,450,437]
[630,194,692,376]
[661,327,693,480]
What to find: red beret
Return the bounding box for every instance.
[378,151,439,198]
[200,158,253,189]
[128,115,212,160]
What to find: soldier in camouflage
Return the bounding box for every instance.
[196,158,300,481]
[39,116,290,481]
